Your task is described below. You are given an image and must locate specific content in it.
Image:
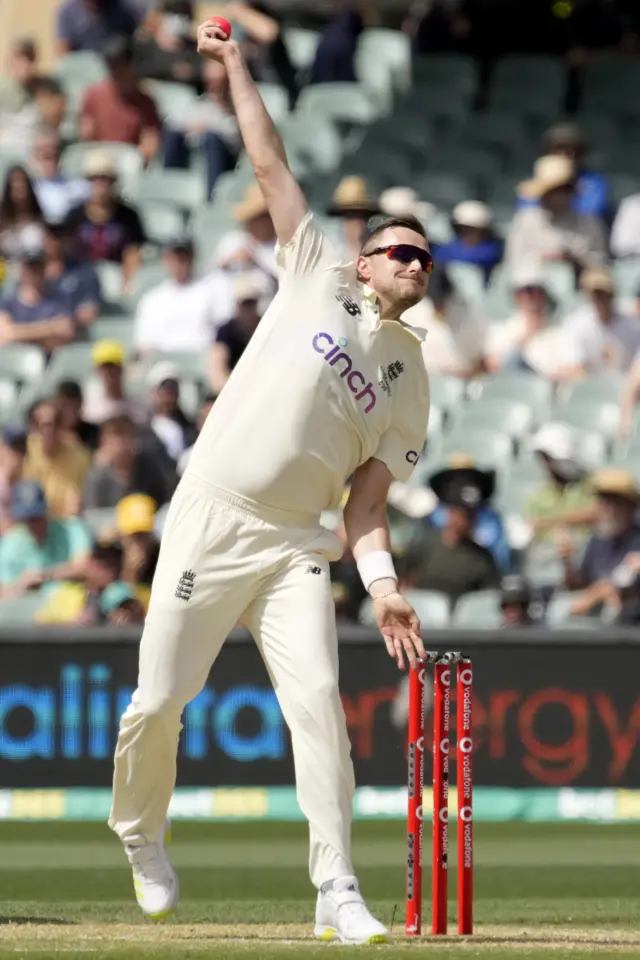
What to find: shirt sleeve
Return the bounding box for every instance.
[122,204,146,246]
[374,392,431,484]
[275,211,342,276]
[66,519,93,557]
[78,266,101,307]
[133,291,156,349]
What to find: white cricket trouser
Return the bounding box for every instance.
[109,475,355,888]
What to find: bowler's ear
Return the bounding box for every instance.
[357,254,371,284]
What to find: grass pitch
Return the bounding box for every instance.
[1,821,639,959]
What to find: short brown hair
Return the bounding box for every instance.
[360,214,427,254]
[100,415,134,437]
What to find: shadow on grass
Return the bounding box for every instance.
[0,916,75,926]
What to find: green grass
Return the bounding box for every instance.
[1,821,640,958]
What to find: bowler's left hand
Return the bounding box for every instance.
[374,592,426,670]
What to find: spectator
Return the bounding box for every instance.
[506,156,607,271]
[32,77,67,138]
[555,268,640,378]
[379,187,434,226]
[405,263,486,378]
[30,130,90,225]
[23,399,91,519]
[400,464,500,606]
[310,8,363,84]
[146,362,196,463]
[0,166,45,262]
[499,575,539,627]
[0,480,92,600]
[611,192,640,259]
[231,1,298,109]
[177,392,216,476]
[36,542,125,625]
[55,380,100,451]
[0,246,74,353]
[84,415,175,508]
[526,423,595,541]
[133,235,215,354]
[81,34,161,164]
[327,176,380,260]
[57,0,144,54]
[432,201,503,283]
[43,220,101,328]
[562,469,640,616]
[163,59,240,198]
[210,272,266,393]
[518,124,610,221]
[0,39,40,150]
[134,0,201,90]
[0,426,27,534]
[214,184,279,294]
[115,492,161,605]
[425,456,511,571]
[82,340,146,425]
[485,267,555,374]
[0,37,38,114]
[408,0,472,55]
[64,151,145,288]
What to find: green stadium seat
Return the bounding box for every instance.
[55,50,107,86]
[95,261,125,310]
[582,58,640,116]
[492,55,565,96]
[423,144,500,190]
[359,589,450,628]
[140,350,208,381]
[61,142,143,198]
[47,344,95,383]
[126,262,168,306]
[471,372,554,418]
[280,114,342,174]
[427,376,467,417]
[553,398,620,440]
[457,399,535,442]
[139,204,185,245]
[559,373,625,408]
[297,83,381,124]
[452,590,502,628]
[0,378,18,417]
[283,27,320,71]
[446,262,485,302]
[89,317,136,348]
[136,168,207,213]
[256,83,290,123]
[441,428,513,473]
[459,111,529,159]
[144,79,198,124]
[608,174,640,207]
[0,593,46,625]
[540,261,576,305]
[356,29,411,96]
[83,506,117,539]
[0,345,46,386]
[612,258,640,298]
[412,55,478,96]
[415,172,476,209]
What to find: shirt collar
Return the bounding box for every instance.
[358,282,428,342]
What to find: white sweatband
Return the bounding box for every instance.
[357,551,397,593]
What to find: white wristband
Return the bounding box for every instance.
[357,550,397,593]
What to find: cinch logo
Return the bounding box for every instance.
[312,332,376,413]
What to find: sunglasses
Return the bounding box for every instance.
[366,244,434,274]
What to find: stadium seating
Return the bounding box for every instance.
[452,590,502,628]
[0,345,46,388]
[359,589,450,629]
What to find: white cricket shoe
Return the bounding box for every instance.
[314,876,390,945]
[125,822,179,919]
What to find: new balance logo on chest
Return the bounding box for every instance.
[335,293,361,316]
[175,569,196,601]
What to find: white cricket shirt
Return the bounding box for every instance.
[187,214,431,519]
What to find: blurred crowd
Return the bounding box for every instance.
[1,0,640,629]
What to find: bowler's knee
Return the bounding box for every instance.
[121,692,184,731]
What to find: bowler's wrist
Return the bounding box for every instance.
[369,577,399,600]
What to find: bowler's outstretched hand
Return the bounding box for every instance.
[374,593,426,671]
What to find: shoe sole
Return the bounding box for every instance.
[315,926,391,945]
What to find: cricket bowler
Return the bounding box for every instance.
[109,17,432,945]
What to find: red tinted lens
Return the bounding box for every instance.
[388,245,433,273]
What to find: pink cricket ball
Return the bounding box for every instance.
[208,16,232,38]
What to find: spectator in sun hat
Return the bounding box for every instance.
[210,270,268,393]
[432,201,503,283]
[525,422,595,542]
[215,183,278,291]
[400,462,500,605]
[63,150,146,287]
[133,234,221,355]
[378,187,434,225]
[115,492,161,607]
[83,339,146,425]
[0,480,92,600]
[556,268,640,378]
[506,155,607,272]
[327,176,380,260]
[561,468,640,616]
[425,453,511,571]
[484,264,556,375]
[147,361,196,463]
[518,123,610,221]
